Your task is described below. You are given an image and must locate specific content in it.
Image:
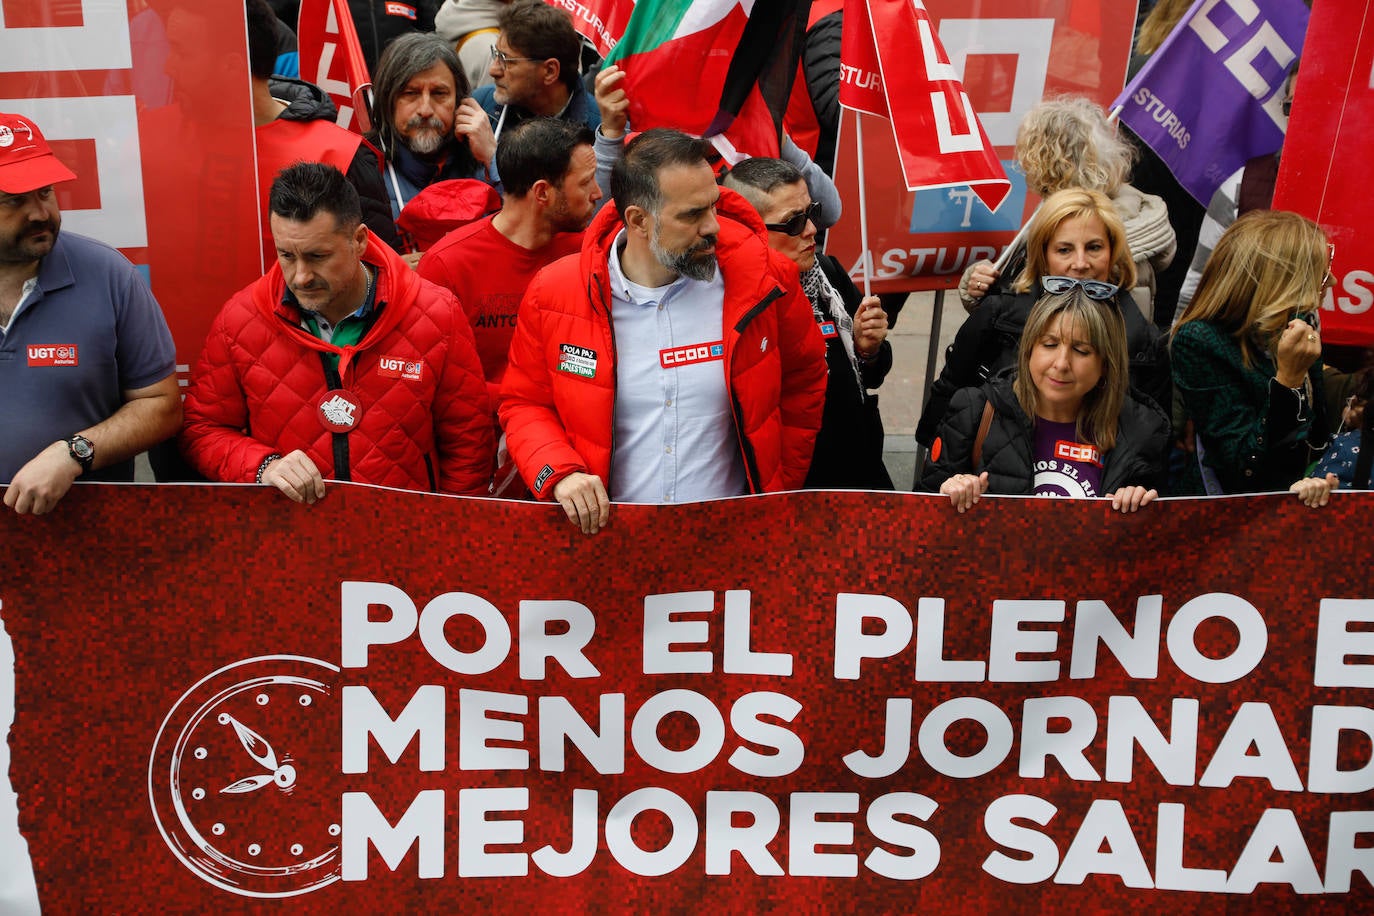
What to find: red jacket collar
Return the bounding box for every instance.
[251,229,420,376]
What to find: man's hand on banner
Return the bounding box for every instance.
[595,65,630,141]
[260,450,327,505]
[553,471,610,534]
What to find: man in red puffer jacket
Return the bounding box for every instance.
[500,129,827,534]
[181,163,493,502]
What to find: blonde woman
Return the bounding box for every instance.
[961,96,1175,320]
[918,188,1169,448]
[1172,210,1335,501]
[923,285,1169,512]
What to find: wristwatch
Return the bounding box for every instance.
[66,434,94,474]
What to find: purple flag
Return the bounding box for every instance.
[1113,0,1308,205]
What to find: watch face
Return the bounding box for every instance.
[148,656,342,898]
[71,437,93,460]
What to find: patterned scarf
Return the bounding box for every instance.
[800,262,865,396]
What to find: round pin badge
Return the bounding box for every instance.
[316,389,361,433]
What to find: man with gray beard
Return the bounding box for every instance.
[499,129,827,534]
[366,32,497,261]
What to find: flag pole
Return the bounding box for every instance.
[992,206,1037,274]
[854,112,872,298]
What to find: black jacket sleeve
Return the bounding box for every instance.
[915,295,1006,447]
[802,12,843,176]
[348,142,402,252]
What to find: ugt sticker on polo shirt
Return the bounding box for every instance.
[378,355,424,382]
[28,344,79,367]
[557,344,598,378]
[660,340,724,369]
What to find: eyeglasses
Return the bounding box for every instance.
[1041,275,1120,300]
[490,47,541,67]
[764,201,821,236]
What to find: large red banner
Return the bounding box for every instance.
[2,485,1372,911]
[1272,0,1374,347]
[827,0,1136,292]
[0,0,262,374]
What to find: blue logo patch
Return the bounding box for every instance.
[709,344,724,357]
[819,322,838,338]
[908,160,1027,235]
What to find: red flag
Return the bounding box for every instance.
[840,0,1009,211]
[297,0,372,134]
[605,0,806,161]
[554,0,635,59]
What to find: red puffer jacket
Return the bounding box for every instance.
[498,187,826,499]
[181,230,494,494]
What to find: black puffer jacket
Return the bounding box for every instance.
[920,373,1170,495]
[916,285,1171,447]
[804,253,893,490]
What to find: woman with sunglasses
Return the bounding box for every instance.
[959,96,1176,321]
[1171,210,1336,503]
[922,285,1170,511]
[724,158,893,489]
[917,188,1170,452]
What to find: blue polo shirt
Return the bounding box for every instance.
[0,232,177,483]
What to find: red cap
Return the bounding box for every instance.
[0,112,77,194]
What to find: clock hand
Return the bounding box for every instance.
[221,774,276,794]
[218,712,279,771]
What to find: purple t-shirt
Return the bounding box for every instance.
[1032,418,1103,498]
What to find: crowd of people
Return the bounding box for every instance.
[2,0,1367,532]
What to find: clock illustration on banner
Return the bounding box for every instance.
[148,655,342,898]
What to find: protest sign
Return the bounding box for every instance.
[2,485,1372,912]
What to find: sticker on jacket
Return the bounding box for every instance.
[378,355,424,382]
[557,344,598,378]
[385,1,417,18]
[659,341,724,369]
[534,465,554,493]
[27,345,79,366]
[819,322,838,338]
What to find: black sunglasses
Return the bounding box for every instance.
[765,201,821,236]
[1041,275,1120,301]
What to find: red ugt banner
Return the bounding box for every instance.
[2,485,1373,912]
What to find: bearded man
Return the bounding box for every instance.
[498,129,826,533]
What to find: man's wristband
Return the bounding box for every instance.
[255,453,282,484]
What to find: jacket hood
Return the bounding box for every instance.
[269,77,338,123]
[249,228,423,378]
[1112,182,1174,262]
